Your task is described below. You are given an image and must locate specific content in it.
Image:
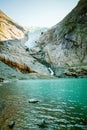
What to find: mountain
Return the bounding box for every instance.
[32,0,87,77]
[0,10,51,81]
[0,10,28,41]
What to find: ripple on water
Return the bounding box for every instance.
[75,124,87,130]
[35,106,65,113]
[0,79,87,130]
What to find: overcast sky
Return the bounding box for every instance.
[0,0,79,27]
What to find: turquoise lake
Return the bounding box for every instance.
[0,78,87,130]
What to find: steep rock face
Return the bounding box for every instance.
[0,10,50,77]
[0,61,52,81]
[0,38,50,76]
[0,10,28,41]
[33,0,87,77]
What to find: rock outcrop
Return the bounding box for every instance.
[0,10,51,79]
[32,0,87,77]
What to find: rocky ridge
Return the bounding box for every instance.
[32,0,87,77]
[0,10,51,80]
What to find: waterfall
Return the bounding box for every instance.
[48,67,54,75]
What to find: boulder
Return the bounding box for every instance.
[28,99,40,103]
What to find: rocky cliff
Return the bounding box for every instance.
[32,0,87,77]
[0,10,28,41]
[0,10,51,80]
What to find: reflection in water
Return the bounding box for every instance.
[0,78,87,130]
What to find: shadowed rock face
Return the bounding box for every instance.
[33,0,87,77]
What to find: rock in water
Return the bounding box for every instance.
[82,119,87,125]
[36,119,48,128]
[8,121,15,129]
[0,78,4,82]
[28,99,39,103]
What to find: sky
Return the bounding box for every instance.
[0,0,79,27]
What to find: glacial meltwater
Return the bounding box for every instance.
[0,79,87,130]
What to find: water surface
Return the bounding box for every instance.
[0,78,87,130]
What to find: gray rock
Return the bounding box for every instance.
[8,121,15,129]
[36,119,48,128]
[28,99,39,103]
